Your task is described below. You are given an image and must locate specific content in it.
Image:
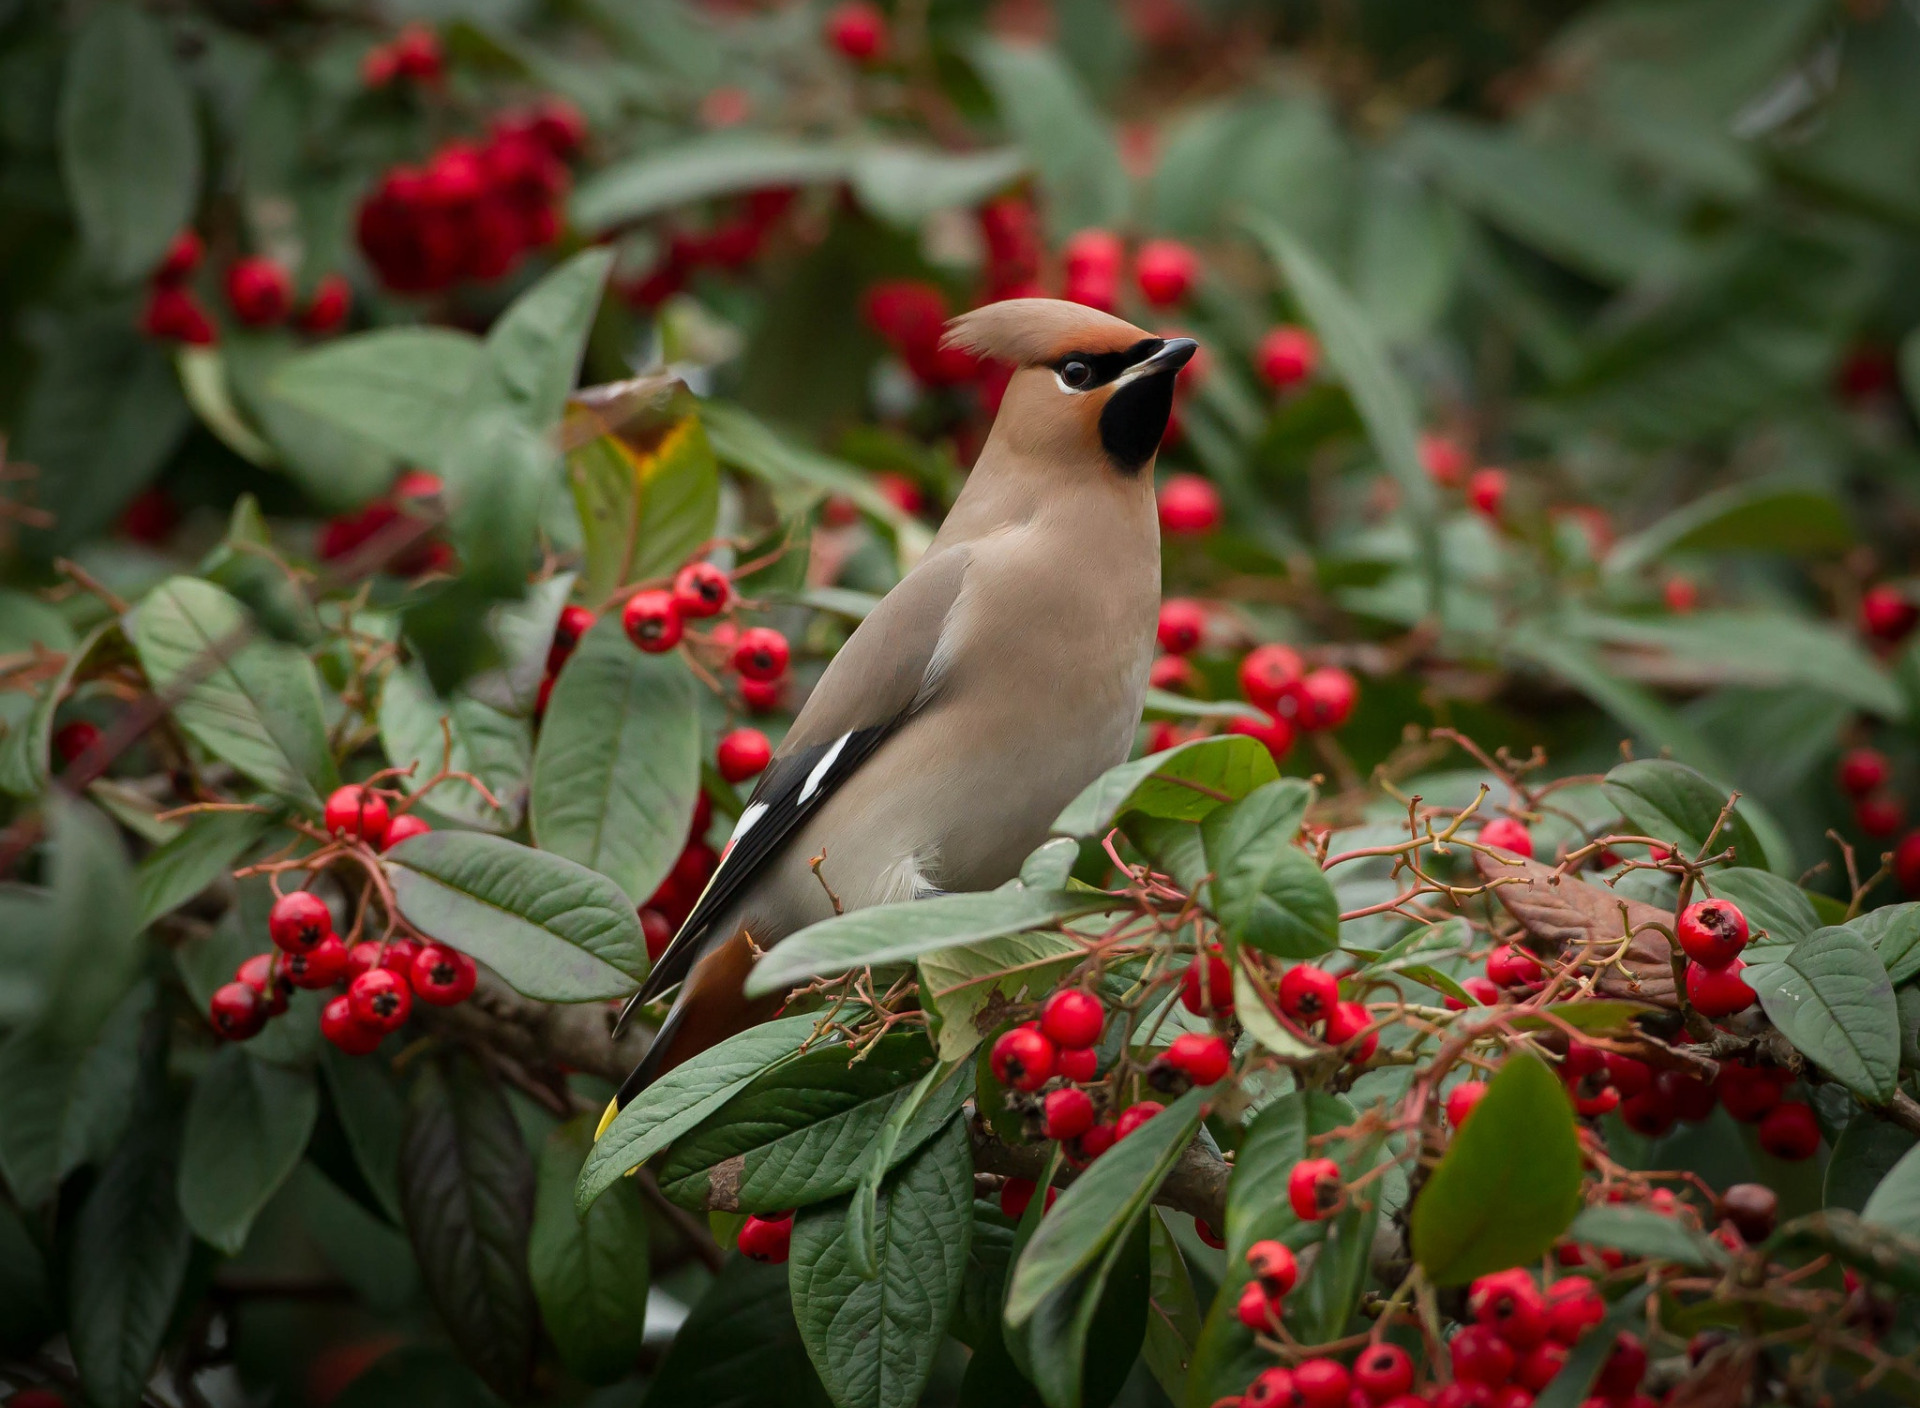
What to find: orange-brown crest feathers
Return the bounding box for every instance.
[941,298,1151,367]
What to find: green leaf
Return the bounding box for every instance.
[1249,217,1443,614]
[464,571,579,720]
[656,1033,967,1214]
[643,1255,831,1408]
[322,1043,406,1223]
[399,1051,537,1403]
[1202,781,1337,959]
[0,1197,55,1353]
[1848,903,1920,986]
[845,1059,973,1278]
[225,334,396,513]
[377,664,532,832]
[68,1103,192,1408]
[1142,1210,1202,1406]
[58,3,199,281]
[576,1012,822,1215]
[1862,1142,1920,1238]
[270,329,486,466]
[36,794,142,1051]
[1006,1085,1208,1325]
[531,614,700,906]
[1750,927,1900,1103]
[482,248,614,434]
[1507,628,1729,777]
[567,410,721,601]
[1016,1211,1150,1408]
[849,146,1030,227]
[1601,758,1768,869]
[919,930,1084,1063]
[443,408,559,596]
[199,495,322,646]
[745,890,1128,998]
[178,1045,318,1255]
[1052,737,1279,841]
[1709,867,1821,947]
[529,1114,650,1385]
[572,133,855,233]
[129,576,339,810]
[1564,1204,1725,1269]
[1410,1054,1583,1285]
[385,830,646,1001]
[0,620,111,798]
[965,39,1127,237]
[789,1117,974,1408]
[177,346,276,465]
[1605,480,1854,576]
[1824,1112,1915,1214]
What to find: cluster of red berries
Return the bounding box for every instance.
[356,99,584,294]
[1673,898,1756,1018]
[206,785,463,1053]
[738,1207,795,1263]
[315,469,453,575]
[361,24,443,88]
[1834,746,1920,887]
[1053,229,1203,311]
[140,230,350,346]
[1554,1037,1815,1159]
[1418,432,1509,521]
[1250,959,1376,1062]
[620,188,796,308]
[862,281,987,388]
[638,791,716,956]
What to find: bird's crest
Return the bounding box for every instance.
[942,298,1151,367]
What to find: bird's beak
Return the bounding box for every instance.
[1112,338,1198,389]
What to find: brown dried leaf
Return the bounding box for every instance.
[1475,854,1679,1007]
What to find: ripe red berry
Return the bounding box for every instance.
[1055,1044,1099,1083]
[738,1212,793,1262]
[1620,1088,1676,1138]
[1243,1367,1296,1408]
[1477,817,1533,857]
[1839,747,1891,796]
[1180,949,1234,1016]
[1857,792,1906,837]
[640,908,674,962]
[549,604,596,668]
[1419,431,1470,486]
[1287,1157,1341,1221]
[1654,1067,1717,1122]
[1256,324,1318,389]
[1468,467,1508,518]
[1714,1062,1782,1122]
[1193,1217,1225,1249]
[1043,1086,1096,1141]
[716,727,772,783]
[1544,1276,1603,1344]
[1352,1343,1415,1400]
[622,589,683,652]
[1594,1333,1647,1400]
[1039,989,1104,1049]
[1157,473,1222,536]
[739,675,785,713]
[226,256,293,326]
[732,627,790,681]
[1296,667,1357,730]
[1156,598,1207,655]
[410,944,477,1005]
[1685,957,1756,1018]
[1227,708,1296,763]
[324,785,391,846]
[1238,644,1304,710]
[1064,227,1124,279]
[298,274,352,334]
[390,24,443,81]
[1113,1101,1160,1139]
[1160,1032,1231,1085]
[824,1,887,61]
[1245,1238,1299,1296]
[285,936,350,990]
[1677,898,1749,969]
[269,890,333,953]
[53,719,101,764]
[320,994,385,1054]
[9,1389,69,1408]
[141,285,216,344]
[999,1176,1056,1220]
[1455,974,1502,1008]
[1278,964,1339,1024]
[1758,1100,1820,1160]
[1861,583,1918,642]
[236,953,291,1015]
[210,981,267,1040]
[1291,1358,1349,1408]
[382,813,432,849]
[990,1026,1056,1091]
[1485,943,1543,988]
[1451,1323,1517,1385]
[1134,239,1199,307]
[1149,656,1197,694]
[1235,1280,1278,1332]
[156,228,204,283]
[1897,832,1920,894]
[1600,1053,1651,1099]
[1323,1001,1376,1062]
[672,562,732,619]
[1446,1080,1488,1128]
[348,968,412,1032]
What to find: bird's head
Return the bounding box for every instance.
[942,299,1198,474]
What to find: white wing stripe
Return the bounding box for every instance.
[799,733,852,803]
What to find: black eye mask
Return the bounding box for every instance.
[1053,338,1166,389]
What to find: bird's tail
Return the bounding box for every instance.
[610,927,777,1111]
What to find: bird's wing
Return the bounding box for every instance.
[624,546,971,1016]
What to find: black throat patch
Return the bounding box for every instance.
[1099,372,1177,474]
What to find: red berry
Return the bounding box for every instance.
[1156,598,1207,655]
[549,604,596,667]
[348,968,412,1032]
[1113,1101,1160,1139]
[382,814,432,849]
[1256,325,1318,388]
[321,994,385,1054]
[1292,1359,1350,1408]
[285,935,350,990]
[1485,944,1543,988]
[1594,1333,1647,1400]
[410,944,477,1005]
[1040,989,1104,1049]
[990,1026,1056,1091]
[1419,432,1470,487]
[824,1,887,61]
[1655,1067,1717,1122]
[1064,228,1124,281]
[640,907,674,962]
[1157,473,1222,535]
[1000,1177,1056,1220]
[1477,818,1533,858]
[269,890,333,953]
[53,719,101,764]
[1160,1032,1231,1085]
[141,285,216,344]
[236,953,291,1015]
[1718,1182,1778,1242]
[1450,1324,1516,1385]
[1278,964,1339,1024]
[1323,1001,1376,1062]
[210,981,267,1040]
[1070,1118,1113,1159]
[1149,656,1197,694]
[391,24,443,81]
[1857,792,1905,837]
[739,675,785,713]
[9,1390,68,1408]
[226,256,293,326]
[1043,1086,1096,1141]
[1180,949,1234,1016]
[1619,1089,1675,1138]
[1287,1158,1341,1221]
[732,627,790,681]
[672,562,732,619]
[1056,1045,1099,1083]
[1677,898,1749,969]
[1228,709,1296,763]
[156,228,204,283]
[1456,975,1502,1008]
[1134,239,1200,307]
[1239,644,1304,710]
[738,1212,793,1262]
[1352,1343,1415,1400]
[1602,1053,1651,1099]
[1663,574,1699,613]
[1862,583,1918,642]
[1467,467,1508,518]
[1235,1280,1278,1332]
[361,43,399,87]
[1685,958,1756,1018]
[1840,747,1891,796]
[622,589,683,652]
[324,785,391,846]
[716,727,772,783]
[1897,832,1920,894]
[1545,1277,1602,1344]
[1758,1100,1820,1160]
[1446,1080,1487,1128]
[1243,1367,1296,1408]
[298,274,352,334]
[1296,667,1357,730]
[1246,1238,1299,1296]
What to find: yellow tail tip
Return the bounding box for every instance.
[594,1096,619,1141]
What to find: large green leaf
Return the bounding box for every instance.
[377,664,532,833]
[1507,628,1729,776]
[1142,1210,1202,1406]
[567,411,721,601]
[1708,867,1821,948]
[32,795,143,1054]
[1052,737,1279,840]
[464,572,578,720]
[385,830,646,1001]
[1825,1111,1916,1214]
[531,615,700,906]
[58,3,199,281]
[1202,780,1337,958]
[529,1115,650,1385]
[130,576,339,811]
[322,1043,406,1223]
[966,39,1127,238]
[920,929,1084,1063]
[399,1052,537,1403]
[573,133,855,232]
[482,248,614,434]
[1601,758,1768,869]
[443,408,559,597]
[1014,1210,1150,1408]
[746,889,1127,998]
[1848,903,1920,986]
[1749,928,1899,1103]
[1563,1204,1725,1269]
[178,1045,318,1254]
[576,1012,822,1214]
[789,1117,974,1408]
[270,329,486,467]
[644,1255,832,1408]
[1862,1142,1920,1238]
[1606,480,1854,574]
[1410,1054,1583,1284]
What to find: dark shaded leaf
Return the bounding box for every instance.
[643,1255,831,1408]
[135,806,273,928]
[178,1045,318,1254]
[0,1196,54,1353]
[529,1114,650,1385]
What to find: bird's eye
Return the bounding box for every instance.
[1060,360,1092,389]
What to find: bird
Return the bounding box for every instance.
[611,298,1197,1107]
